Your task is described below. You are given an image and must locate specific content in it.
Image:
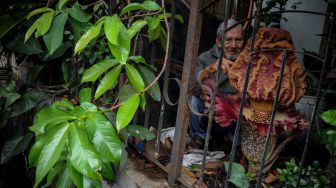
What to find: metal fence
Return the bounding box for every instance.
[141,0,335,187]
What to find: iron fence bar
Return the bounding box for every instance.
[168,0,204,185]
[154,0,176,159]
[255,50,288,187]
[198,0,231,185]
[224,0,262,187]
[296,15,335,188]
[198,90,216,187]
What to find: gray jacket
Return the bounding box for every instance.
[194,44,236,97]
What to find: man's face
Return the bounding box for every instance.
[216,26,243,61]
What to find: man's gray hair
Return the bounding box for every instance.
[216,19,242,37]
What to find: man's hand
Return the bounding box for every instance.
[199,58,234,81]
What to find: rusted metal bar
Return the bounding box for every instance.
[296,15,335,187]
[198,0,230,186]
[154,0,177,159]
[255,50,288,187]
[168,0,204,185]
[224,1,262,187]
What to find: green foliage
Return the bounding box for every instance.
[0,81,41,164]
[4,0,185,186]
[43,13,68,54]
[126,125,155,140]
[120,0,161,16]
[0,133,34,164]
[224,162,251,188]
[277,159,330,188]
[116,94,140,132]
[321,110,336,126]
[320,110,336,156]
[28,98,118,187]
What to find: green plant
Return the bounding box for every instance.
[22,0,183,187]
[0,80,42,164]
[320,109,336,157]
[28,87,155,187]
[224,162,252,188]
[277,159,330,187]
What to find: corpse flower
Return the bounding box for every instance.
[201,27,308,135]
[200,27,309,164]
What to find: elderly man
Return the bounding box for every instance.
[188,19,244,149]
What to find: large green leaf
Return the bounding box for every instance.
[145,16,161,42]
[81,59,118,83]
[137,64,161,101]
[4,92,21,109]
[67,2,90,22]
[101,159,115,180]
[52,99,74,111]
[0,14,21,39]
[58,0,70,10]
[129,56,147,64]
[145,16,160,30]
[69,126,102,180]
[116,94,140,132]
[108,27,130,64]
[126,125,155,141]
[139,94,146,111]
[120,3,143,16]
[75,21,103,54]
[55,168,73,188]
[148,25,161,42]
[141,0,161,11]
[35,11,55,38]
[10,90,42,117]
[27,7,54,20]
[120,1,161,16]
[87,113,122,163]
[67,160,83,188]
[41,162,64,188]
[43,13,68,55]
[0,133,33,164]
[24,22,38,42]
[104,15,123,45]
[30,106,75,134]
[80,102,97,112]
[224,162,249,188]
[128,20,147,39]
[125,64,145,91]
[79,88,92,103]
[94,64,122,99]
[7,38,43,55]
[29,135,48,167]
[321,110,336,126]
[35,124,69,188]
